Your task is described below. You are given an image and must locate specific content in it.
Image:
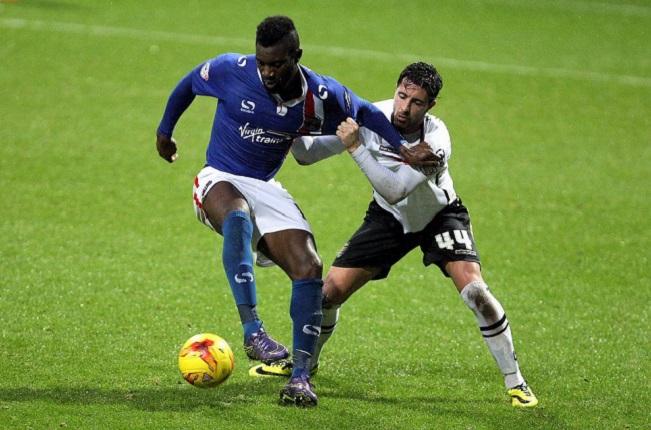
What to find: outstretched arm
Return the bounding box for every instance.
[156,72,196,163]
[291,135,346,165]
[354,99,403,150]
[355,99,440,167]
[337,118,439,204]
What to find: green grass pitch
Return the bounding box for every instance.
[0,1,649,429]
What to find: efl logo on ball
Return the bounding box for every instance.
[178,333,234,388]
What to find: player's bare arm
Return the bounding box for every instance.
[399,141,441,166]
[156,131,178,163]
[410,140,444,170]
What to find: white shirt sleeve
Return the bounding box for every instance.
[350,144,428,205]
[291,136,346,165]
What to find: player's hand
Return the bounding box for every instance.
[156,131,178,163]
[400,141,442,167]
[336,118,361,153]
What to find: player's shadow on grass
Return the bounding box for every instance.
[0,382,493,418]
[0,379,288,411]
[1,378,480,412]
[1,379,557,425]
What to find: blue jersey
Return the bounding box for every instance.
[158,53,405,181]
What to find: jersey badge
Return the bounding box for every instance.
[200,62,210,81]
[317,84,328,100]
[240,100,256,114]
[379,143,400,158]
[237,56,247,67]
[343,88,353,115]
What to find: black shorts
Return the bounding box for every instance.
[332,199,480,279]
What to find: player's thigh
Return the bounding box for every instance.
[193,167,253,233]
[201,181,250,232]
[259,229,322,280]
[420,200,481,279]
[324,266,379,306]
[333,200,418,281]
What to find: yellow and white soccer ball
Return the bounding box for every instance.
[178,333,234,388]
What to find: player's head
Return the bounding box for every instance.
[255,16,303,92]
[392,62,443,134]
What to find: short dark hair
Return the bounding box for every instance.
[256,15,300,51]
[397,62,443,102]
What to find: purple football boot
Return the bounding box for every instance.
[279,373,318,407]
[243,328,289,364]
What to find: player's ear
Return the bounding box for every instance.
[294,48,303,63]
[428,99,437,110]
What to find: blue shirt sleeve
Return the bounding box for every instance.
[352,94,405,150]
[333,84,405,150]
[157,72,195,137]
[157,54,236,137]
[190,54,235,98]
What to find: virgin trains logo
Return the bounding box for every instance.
[239,122,292,145]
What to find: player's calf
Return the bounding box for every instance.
[460,280,527,389]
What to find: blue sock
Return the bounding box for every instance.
[290,278,323,377]
[221,210,261,340]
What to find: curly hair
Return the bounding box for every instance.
[397,62,443,102]
[256,15,300,50]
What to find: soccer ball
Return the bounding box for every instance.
[178,333,234,388]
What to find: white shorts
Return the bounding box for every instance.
[193,166,312,265]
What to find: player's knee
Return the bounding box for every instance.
[321,293,335,309]
[460,280,489,310]
[448,261,482,292]
[460,280,501,322]
[288,255,323,280]
[322,274,347,306]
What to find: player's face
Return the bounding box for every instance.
[255,42,299,93]
[392,78,434,134]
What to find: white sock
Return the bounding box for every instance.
[460,281,525,388]
[311,304,340,369]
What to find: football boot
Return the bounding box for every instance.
[243,329,289,364]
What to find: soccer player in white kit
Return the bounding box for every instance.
[156,17,438,407]
[271,62,538,407]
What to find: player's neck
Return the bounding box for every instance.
[397,122,424,143]
[274,69,303,102]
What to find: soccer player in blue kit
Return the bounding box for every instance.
[155,16,435,407]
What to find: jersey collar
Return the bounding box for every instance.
[392,115,426,146]
[257,66,308,108]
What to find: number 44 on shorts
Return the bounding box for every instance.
[435,230,472,250]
